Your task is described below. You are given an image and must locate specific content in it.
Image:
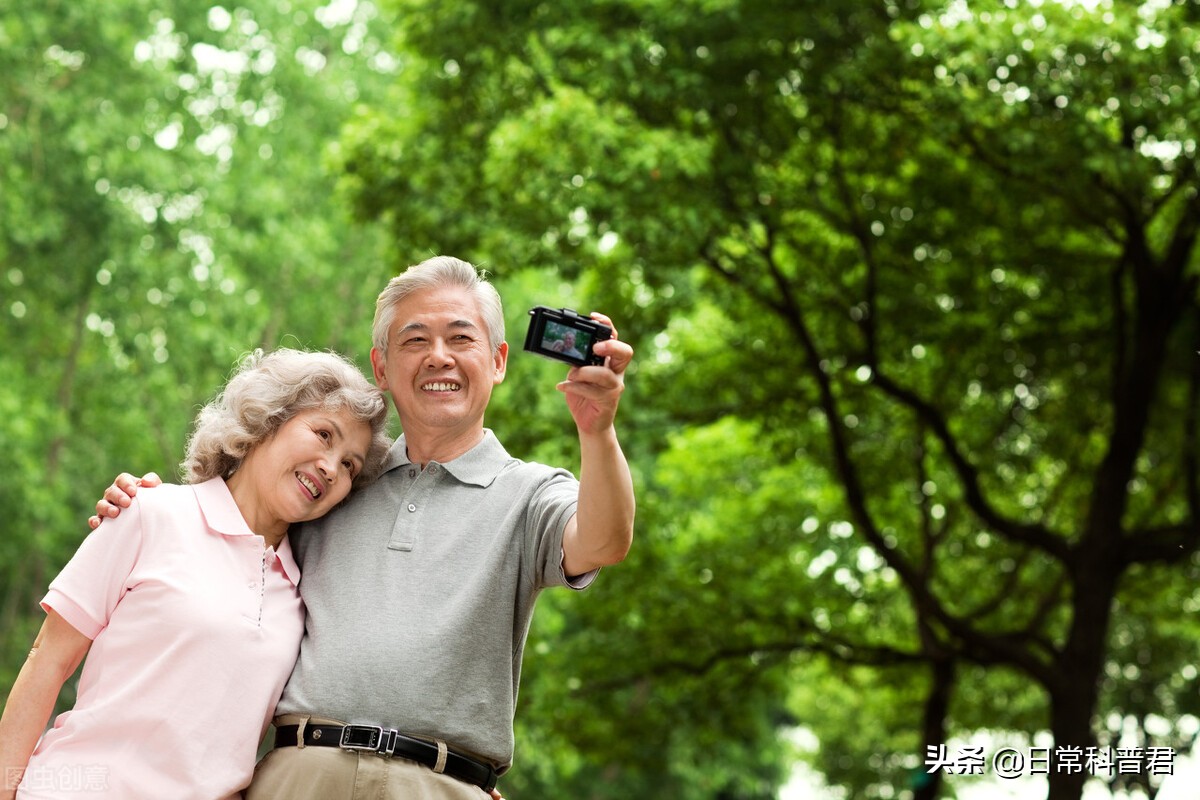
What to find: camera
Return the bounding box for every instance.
[523,306,612,367]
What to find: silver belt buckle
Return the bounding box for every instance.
[339,725,383,751]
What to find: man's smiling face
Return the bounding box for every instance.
[370,285,508,447]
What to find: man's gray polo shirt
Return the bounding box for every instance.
[276,430,591,767]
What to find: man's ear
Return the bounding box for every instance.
[493,341,509,385]
[370,347,388,390]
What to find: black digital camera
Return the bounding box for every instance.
[523,306,612,367]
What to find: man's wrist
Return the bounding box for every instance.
[577,425,620,449]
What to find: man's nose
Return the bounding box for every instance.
[425,338,454,366]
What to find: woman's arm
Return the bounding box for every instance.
[0,610,91,799]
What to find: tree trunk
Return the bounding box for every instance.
[913,658,955,800]
[1044,559,1120,800]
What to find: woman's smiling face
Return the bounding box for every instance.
[230,407,371,540]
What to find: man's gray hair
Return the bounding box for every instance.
[372,256,505,356]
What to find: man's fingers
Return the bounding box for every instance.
[106,471,162,508]
[558,375,623,398]
[115,472,157,492]
[590,311,619,341]
[103,486,134,508]
[592,338,633,373]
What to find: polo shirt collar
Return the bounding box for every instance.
[191,477,301,586]
[383,429,510,488]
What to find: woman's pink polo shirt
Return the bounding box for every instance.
[19,479,304,800]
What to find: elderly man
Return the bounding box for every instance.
[94,256,635,799]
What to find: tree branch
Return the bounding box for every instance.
[869,369,1070,560]
[1119,523,1200,564]
[577,633,928,696]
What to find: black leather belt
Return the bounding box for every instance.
[274,724,498,792]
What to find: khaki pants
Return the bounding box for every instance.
[247,715,490,800]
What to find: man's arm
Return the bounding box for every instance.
[0,611,91,799]
[562,428,635,576]
[557,313,636,577]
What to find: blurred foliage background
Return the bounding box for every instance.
[1,1,1198,799]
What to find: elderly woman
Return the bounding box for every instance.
[0,348,391,800]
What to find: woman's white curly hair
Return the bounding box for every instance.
[181,348,391,488]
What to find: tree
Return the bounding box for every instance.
[0,0,398,691]
[340,0,1200,798]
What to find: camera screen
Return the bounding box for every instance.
[540,321,593,360]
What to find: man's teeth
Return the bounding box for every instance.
[298,473,321,498]
[423,382,461,392]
